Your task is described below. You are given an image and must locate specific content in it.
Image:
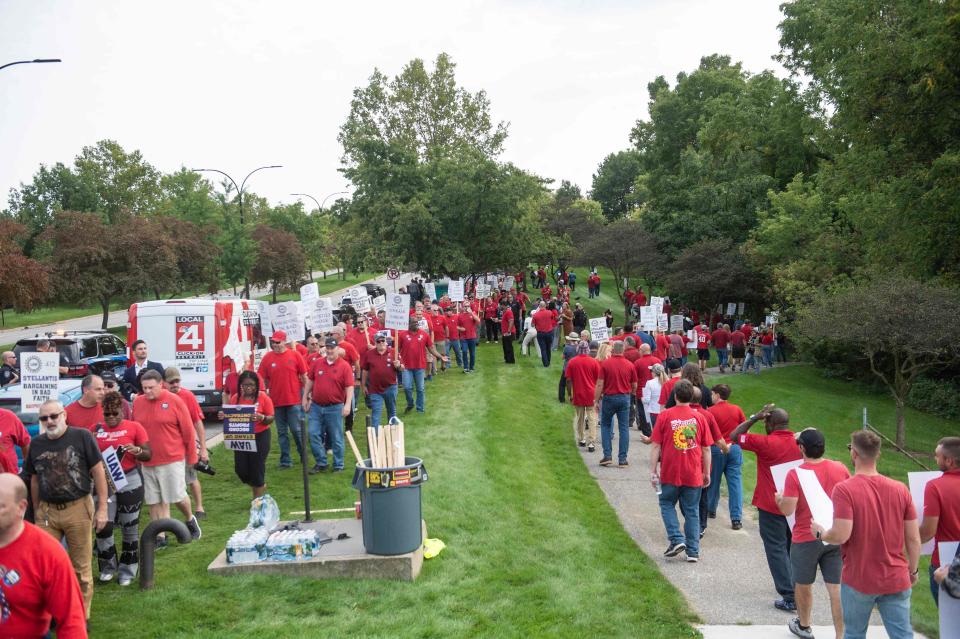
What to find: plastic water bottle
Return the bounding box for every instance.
[653,478,662,495]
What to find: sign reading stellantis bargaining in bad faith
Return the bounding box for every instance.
[20,352,60,413]
[589,317,609,342]
[384,294,412,331]
[222,404,258,452]
[268,301,305,342]
[448,279,465,302]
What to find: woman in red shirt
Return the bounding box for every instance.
[760,328,775,368]
[93,391,152,586]
[221,370,275,498]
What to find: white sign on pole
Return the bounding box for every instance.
[384,294,411,331]
[770,459,804,530]
[639,306,657,331]
[372,295,386,312]
[307,298,334,334]
[504,276,515,290]
[650,296,664,315]
[102,446,128,492]
[487,275,498,286]
[300,282,319,306]
[448,279,465,301]
[685,329,697,349]
[268,301,305,342]
[737,302,745,315]
[20,352,59,413]
[909,470,944,555]
[670,315,684,332]
[727,303,737,316]
[476,283,489,299]
[589,317,609,342]
[350,287,372,313]
[796,467,833,543]
[657,313,669,331]
[424,282,437,301]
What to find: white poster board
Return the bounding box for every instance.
[424,282,437,302]
[307,297,334,334]
[657,313,669,331]
[372,295,386,312]
[448,279,465,302]
[685,329,697,349]
[384,294,411,331]
[650,296,664,315]
[737,302,745,316]
[589,317,609,342]
[476,283,489,299]
[639,306,657,331]
[487,274,498,286]
[504,276,515,290]
[20,352,60,413]
[771,459,804,530]
[670,315,684,332]
[300,282,319,307]
[727,303,736,316]
[268,301,305,342]
[350,287,372,313]
[796,467,833,543]
[909,470,943,555]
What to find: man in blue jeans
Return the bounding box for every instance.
[531,302,556,367]
[706,384,747,528]
[595,341,637,468]
[256,330,307,468]
[398,318,447,413]
[360,334,399,429]
[302,338,354,472]
[649,380,713,562]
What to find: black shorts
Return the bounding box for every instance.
[697,348,710,361]
[234,429,272,488]
[731,345,745,358]
[790,540,842,585]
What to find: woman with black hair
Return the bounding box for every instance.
[220,370,274,497]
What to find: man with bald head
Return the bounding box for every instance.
[730,404,803,613]
[0,473,87,637]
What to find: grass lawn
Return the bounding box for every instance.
[89,342,698,638]
[257,272,382,303]
[0,302,128,329]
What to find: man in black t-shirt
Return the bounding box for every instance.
[0,351,18,387]
[24,399,108,620]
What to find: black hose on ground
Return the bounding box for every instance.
[139,518,192,590]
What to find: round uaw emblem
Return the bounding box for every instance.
[25,354,43,374]
[277,305,288,315]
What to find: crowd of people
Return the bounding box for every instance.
[1,269,957,639]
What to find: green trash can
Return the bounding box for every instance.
[351,457,428,555]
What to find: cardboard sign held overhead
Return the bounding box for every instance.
[639,306,657,331]
[589,317,609,342]
[300,282,319,306]
[350,287,372,313]
[269,301,305,342]
[504,276,515,290]
[670,315,684,332]
[448,279,465,302]
[384,293,412,331]
[727,302,737,316]
[424,282,437,301]
[307,298,334,334]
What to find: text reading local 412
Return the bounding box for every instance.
[222,404,257,452]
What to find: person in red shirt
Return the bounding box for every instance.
[729,405,802,612]
[163,367,209,521]
[0,473,88,639]
[304,335,323,368]
[257,330,307,469]
[91,391,152,587]
[812,431,920,639]
[500,299,515,364]
[711,323,731,372]
[399,318,447,412]
[649,380,713,562]
[429,305,449,372]
[689,390,727,538]
[633,345,662,436]
[658,359,683,407]
[596,341,638,468]
[541,283,552,301]
[532,302,557,368]
[654,327,670,361]
[565,341,601,451]
[635,287,647,307]
[361,335,399,429]
[695,325,711,372]
[776,428,849,639]
[729,328,746,372]
[65,374,106,430]
[331,325,362,433]
[443,307,463,369]
[456,304,480,373]
[302,338,355,472]
[705,384,747,528]
[134,370,202,545]
[221,370,275,497]
[920,436,960,604]
[0,408,30,473]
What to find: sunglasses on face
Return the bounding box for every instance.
[104,382,117,388]
[103,410,121,417]
[270,341,282,345]
[39,412,63,422]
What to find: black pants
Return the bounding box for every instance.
[758,509,795,602]
[558,369,567,402]
[485,319,500,342]
[536,333,553,367]
[502,334,515,363]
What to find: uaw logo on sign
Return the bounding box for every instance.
[21,351,59,413]
[24,354,44,374]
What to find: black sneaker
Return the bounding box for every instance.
[664,542,686,557]
[332,467,344,473]
[404,405,414,414]
[186,516,202,541]
[618,460,629,468]
[194,510,207,521]
[731,520,742,530]
[685,554,699,563]
[587,445,595,452]
[155,535,168,550]
[788,617,814,639]
[309,464,326,474]
[578,440,586,447]
[599,457,613,466]
[774,599,797,612]
[699,530,705,539]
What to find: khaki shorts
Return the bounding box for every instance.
[185,463,198,484]
[142,461,187,505]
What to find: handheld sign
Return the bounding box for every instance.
[300,282,319,306]
[268,301,305,342]
[796,468,833,544]
[909,470,943,555]
[504,275,515,290]
[102,446,128,492]
[372,294,386,312]
[589,317,609,342]
[307,298,334,334]
[737,302,745,316]
[20,352,60,413]
[384,294,411,331]
[222,404,258,452]
[639,306,657,331]
[476,283,489,299]
[770,460,804,530]
[650,296,664,315]
[727,302,736,316]
[657,313,668,331]
[424,282,437,302]
[670,315,684,332]
[350,287,372,313]
[448,279,465,302]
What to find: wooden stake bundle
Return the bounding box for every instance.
[366,426,379,467]
[364,419,406,468]
[345,430,366,467]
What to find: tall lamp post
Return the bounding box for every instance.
[192,165,282,297]
[0,58,61,72]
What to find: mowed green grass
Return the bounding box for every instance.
[89,342,699,638]
[259,272,382,303]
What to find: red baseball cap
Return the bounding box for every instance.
[270,330,287,342]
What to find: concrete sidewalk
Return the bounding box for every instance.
[573,416,923,635]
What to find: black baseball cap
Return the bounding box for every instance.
[666,358,682,372]
[324,337,339,348]
[796,428,825,451]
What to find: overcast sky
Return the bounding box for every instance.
[1,0,787,211]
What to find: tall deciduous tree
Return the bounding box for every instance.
[0,220,49,316]
[580,218,661,305]
[249,225,307,303]
[663,238,766,317]
[590,150,643,220]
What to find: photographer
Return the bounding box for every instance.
[91,391,151,587]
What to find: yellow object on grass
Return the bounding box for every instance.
[423,538,446,559]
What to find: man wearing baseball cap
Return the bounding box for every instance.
[302,337,354,472]
[257,331,308,469]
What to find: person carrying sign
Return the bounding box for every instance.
[221,371,274,496]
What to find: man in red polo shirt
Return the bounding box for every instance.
[595,341,638,468]
[302,337,354,472]
[331,325,361,433]
[399,317,447,413]
[729,404,801,612]
[711,323,731,372]
[532,302,557,368]
[706,384,747,528]
[163,367,209,521]
[0,408,30,474]
[920,436,960,604]
[649,380,713,562]
[361,334,399,429]
[633,345,661,436]
[500,299,515,364]
[565,340,600,452]
[65,374,106,430]
[257,330,308,469]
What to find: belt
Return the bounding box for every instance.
[44,496,84,510]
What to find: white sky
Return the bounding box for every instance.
[1,0,787,210]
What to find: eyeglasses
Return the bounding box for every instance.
[104,382,117,388]
[39,412,63,422]
[270,341,282,345]
[102,411,121,417]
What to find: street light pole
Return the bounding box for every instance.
[290,193,321,211]
[192,165,282,298]
[0,58,61,72]
[321,191,350,209]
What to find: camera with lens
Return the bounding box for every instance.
[194,460,216,476]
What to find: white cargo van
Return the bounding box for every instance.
[126,299,267,413]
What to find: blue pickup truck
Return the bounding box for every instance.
[0,379,84,469]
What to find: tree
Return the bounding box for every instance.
[537,193,604,281]
[249,225,307,303]
[217,219,256,295]
[5,162,98,252]
[554,180,582,205]
[663,239,766,317]
[156,217,221,296]
[791,275,960,447]
[590,150,643,220]
[0,220,49,318]
[156,168,224,228]
[73,140,161,223]
[580,218,661,306]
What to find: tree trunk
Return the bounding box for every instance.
[894,396,907,449]
[154,288,161,300]
[271,282,277,304]
[100,297,111,330]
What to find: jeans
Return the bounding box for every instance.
[274,404,305,466]
[368,384,397,429]
[402,368,426,412]
[758,508,794,602]
[761,345,774,367]
[446,339,462,367]
[308,402,345,469]
[716,347,729,368]
[600,393,631,463]
[743,352,761,375]
[707,444,743,521]
[659,483,702,556]
[462,337,477,371]
[840,584,913,639]
[536,332,553,367]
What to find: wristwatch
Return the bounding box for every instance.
[815,530,822,540]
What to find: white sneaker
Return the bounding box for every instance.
[118,575,133,587]
[99,570,115,583]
